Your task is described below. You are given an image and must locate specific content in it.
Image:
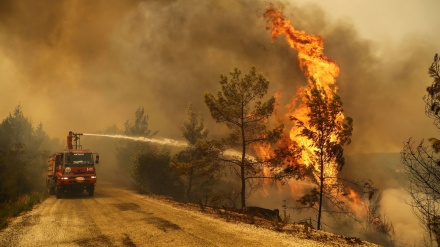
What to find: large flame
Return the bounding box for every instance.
[264,6,340,91]
[259,5,366,216]
[263,5,343,184]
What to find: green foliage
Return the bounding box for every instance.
[0,105,54,199]
[116,107,182,198]
[116,107,157,173]
[131,145,182,198]
[171,104,220,202]
[204,67,281,147]
[171,140,222,202]
[124,107,158,137]
[205,66,282,208]
[0,192,46,230]
[181,104,208,146]
[0,104,54,229]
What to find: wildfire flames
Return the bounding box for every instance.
[263,5,342,181]
[259,5,361,208]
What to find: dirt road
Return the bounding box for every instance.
[0,184,340,246]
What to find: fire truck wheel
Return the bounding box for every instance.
[87,187,94,197]
[56,186,62,199]
[49,186,55,195]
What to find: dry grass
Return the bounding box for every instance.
[152,196,378,246]
[0,192,47,230]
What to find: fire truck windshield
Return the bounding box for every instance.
[65,153,94,166]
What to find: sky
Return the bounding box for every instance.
[0,0,439,154]
[295,0,440,43]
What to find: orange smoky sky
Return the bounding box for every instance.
[0,0,438,154]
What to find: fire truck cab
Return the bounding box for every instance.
[46,132,99,199]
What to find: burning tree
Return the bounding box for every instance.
[292,85,353,230]
[205,66,283,209]
[402,54,440,246]
[264,5,354,230]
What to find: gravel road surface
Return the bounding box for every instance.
[0,183,343,246]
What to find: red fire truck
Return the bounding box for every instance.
[46,131,100,198]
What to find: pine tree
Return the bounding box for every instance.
[291,85,353,230]
[205,67,283,208]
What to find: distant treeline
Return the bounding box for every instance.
[0,105,59,202]
[0,105,60,229]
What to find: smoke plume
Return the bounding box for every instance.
[0,0,438,245]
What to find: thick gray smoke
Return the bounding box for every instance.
[0,0,298,140]
[0,0,438,245]
[0,0,436,151]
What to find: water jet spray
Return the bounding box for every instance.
[82,133,188,147]
[82,133,254,160]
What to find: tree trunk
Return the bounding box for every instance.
[241,99,247,209]
[241,128,246,209]
[241,161,246,209]
[317,156,324,230]
[186,173,193,202]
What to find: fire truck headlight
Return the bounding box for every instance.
[61,177,69,180]
[91,176,97,179]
